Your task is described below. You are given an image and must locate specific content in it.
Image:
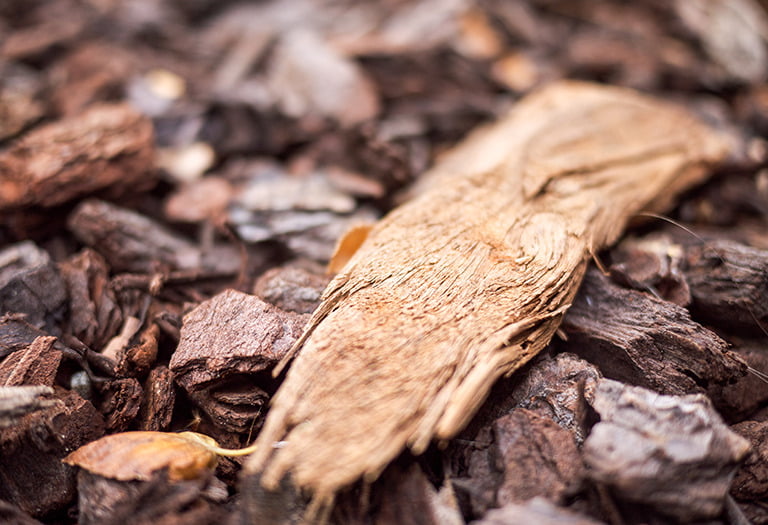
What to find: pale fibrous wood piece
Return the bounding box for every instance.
[245,81,730,505]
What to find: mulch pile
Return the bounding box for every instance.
[0,1,767,524]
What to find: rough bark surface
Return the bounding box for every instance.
[560,267,746,403]
[583,379,750,521]
[246,81,729,504]
[170,290,308,433]
[0,104,154,211]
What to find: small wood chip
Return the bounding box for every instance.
[684,239,768,332]
[0,242,67,332]
[139,365,176,432]
[583,379,750,520]
[0,335,60,387]
[492,409,584,506]
[731,420,768,501]
[0,388,104,517]
[253,262,331,314]
[0,104,155,211]
[97,377,143,432]
[58,249,123,351]
[561,267,746,403]
[170,290,308,432]
[68,199,203,274]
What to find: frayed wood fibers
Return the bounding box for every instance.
[245,81,730,513]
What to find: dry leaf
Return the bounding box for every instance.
[245,81,729,506]
[327,224,373,275]
[64,431,219,481]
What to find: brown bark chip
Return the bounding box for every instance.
[0,499,44,525]
[97,377,143,432]
[68,200,204,274]
[451,353,600,517]
[684,239,768,332]
[561,267,746,404]
[139,365,176,432]
[0,103,155,211]
[0,388,105,517]
[253,261,331,314]
[0,242,67,333]
[583,379,750,521]
[492,409,583,506]
[74,471,229,525]
[731,420,768,501]
[504,352,601,444]
[245,81,729,504]
[373,464,463,525]
[0,335,61,387]
[170,289,308,433]
[58,249,123,351]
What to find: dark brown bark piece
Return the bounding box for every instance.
[97,378,143,432]
[608,235,690,307]
[504,352,601,444]
[717,339,768,420]
[493,409,583,506]
[0,242,67,333]
[583,379,750,521]
[170,290,307,432]
[734,500,768,525]
[0,315,53,361]
[75,470,229,525]
[684,239,768,332]
[253,261,330,314]
[0,335,61,387]
[470,408,583,506]
[471,497,604,525]
[68,199,204,274]
[59,249,123,351]
[0,387,105,517]
[237,472,306,525]
[0,104,155,211]
[731,420,768,501]
[373,464,463,525]
[561,267,746,403]
[0,0,89,60]
[139,365,176,432]
[455,358,593,519]
[0,385,55,428]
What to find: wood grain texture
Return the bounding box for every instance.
[245,81,730,505]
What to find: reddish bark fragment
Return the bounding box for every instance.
[170,290,307,432]
[0,336,60,387]
[0,388,105,517]
[0,104,155,211]
[139,366,176,432]
[561,268,746,403]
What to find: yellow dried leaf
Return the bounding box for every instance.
[64,431,256,481]
[327,223,373,275]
